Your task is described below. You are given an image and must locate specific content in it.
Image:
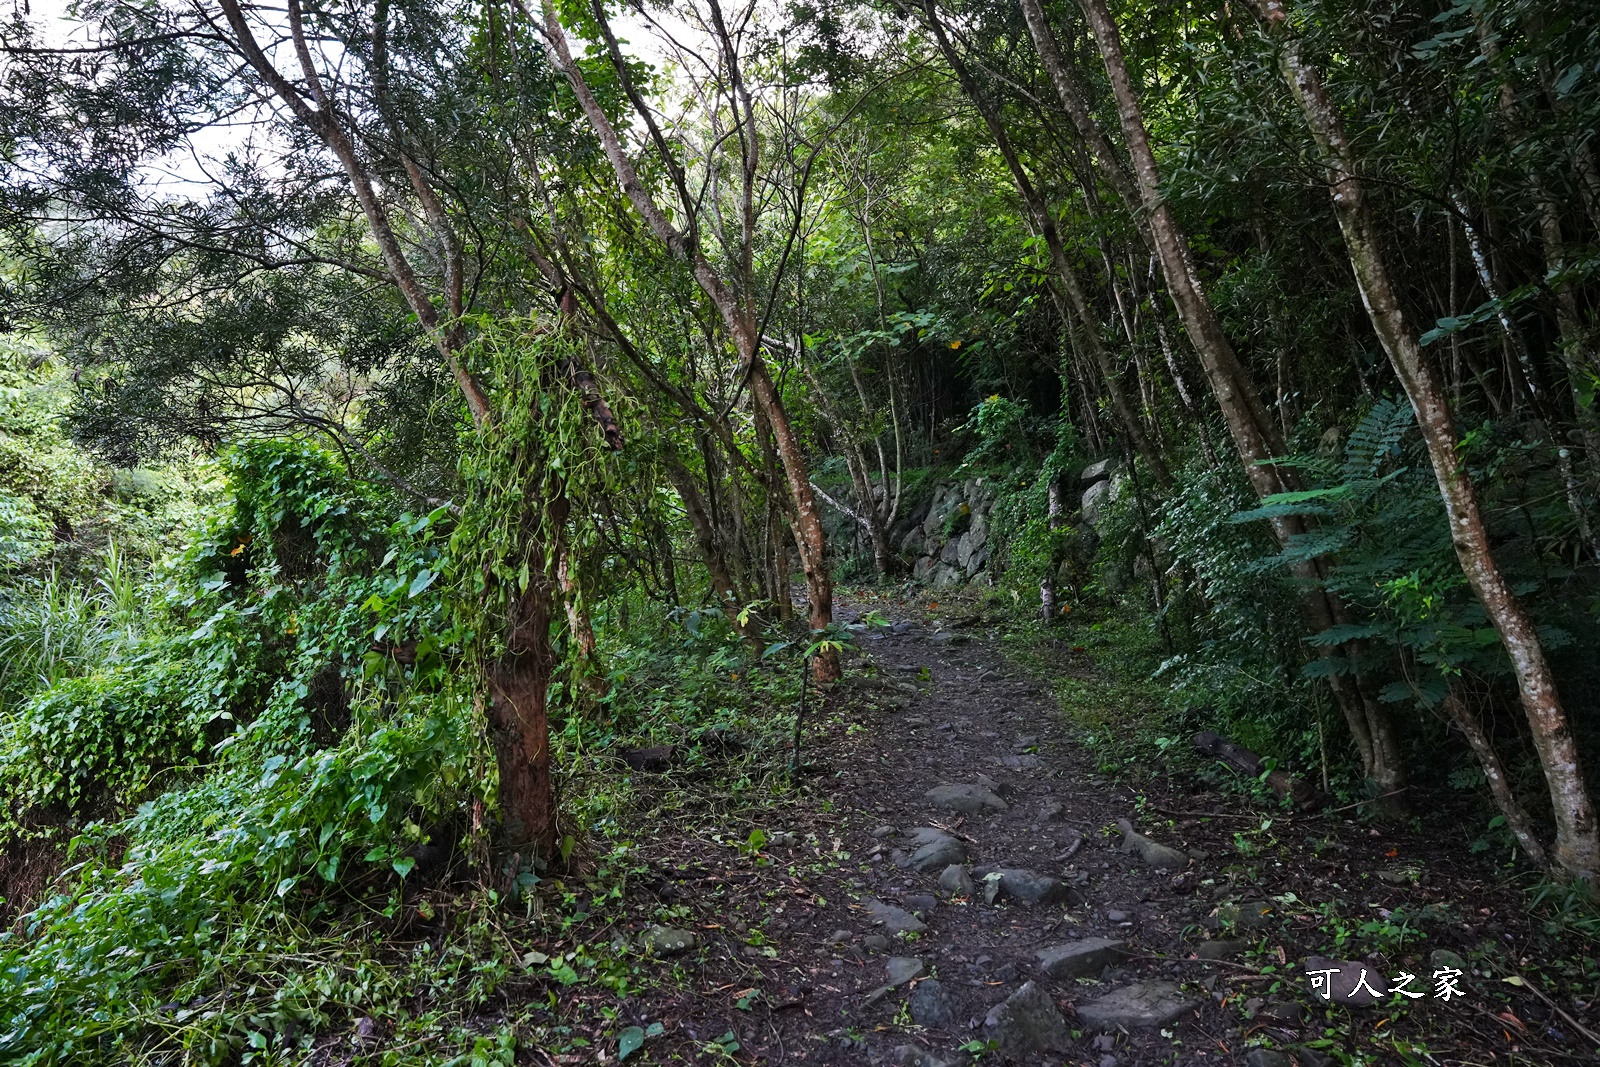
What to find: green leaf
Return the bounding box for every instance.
[407,569,436,597]
[617,1026,645,1061]
[392,856,416,878]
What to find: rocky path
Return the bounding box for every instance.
[688,609,1313,1067]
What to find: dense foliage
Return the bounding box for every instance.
[2,0,1599,1059]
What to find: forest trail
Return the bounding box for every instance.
[629,602,1314,1067]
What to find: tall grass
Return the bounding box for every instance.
[0,541,147,709]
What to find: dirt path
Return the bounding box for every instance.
[627,607,1288,1067]
[610,601,1590,1067]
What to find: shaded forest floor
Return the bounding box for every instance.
[309,592,1597,1066]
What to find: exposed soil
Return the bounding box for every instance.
[574,599,1597,1066]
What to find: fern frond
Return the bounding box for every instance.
[1342,397,1413,482]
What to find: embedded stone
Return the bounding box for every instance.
[866,899,926,935]
[926,784,1008,814]
[638,925,698,956]
[1076,981,1198,1029]
[910,978,954,1027]
[984,980,1071,1056]
[1116,819,1188,869]
[1035,938,1126,979]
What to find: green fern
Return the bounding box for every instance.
[1342,397,1414,482]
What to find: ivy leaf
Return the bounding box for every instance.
[391,856,416,878]
[617,1026,645,1061]
[407,569,436,597]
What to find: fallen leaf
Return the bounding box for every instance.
[1497,1011,1527,1032]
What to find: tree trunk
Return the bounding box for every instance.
[1068,0,1405,804]
[1440,688,1548,869]
[1257,0,1598,880]
[538,0,837,680]
[487,563,558,859]
[921,0,1168,485]
[665,456,750,633]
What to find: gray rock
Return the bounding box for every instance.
[1116,819,1188,869]
[887,956,925,986]
[985,868,1071,905]
[905,893,937,915]
[926,784,1008,814]
[1076,981,1198,1029]
[1090,1034,1116,1052]
[864,935,891,952]
[867,899,927,935]
[912,556,935,582]
[1244,1052,1291,1067]
[1081,459,1115,483]
[972,772,1011,795]
[904,828,967,872]
[929,628,969,643]
[1195,939,1248,960]
[1302,956,1388,1007]
[1098,1057,1119,1067]
[992,753,1041,770]
[1430,949,1467,971]
[938,864,976,896]
[871,825,898,839]
[638,925,698,956]
[984,980,1071,1056]
[824,929,851,946]
[1037,800,1065,822]
[956,530,983,570]
[1105,909,1132,924]
[910,978,954,1027]
[1081,479,1112,526]
[1036,938,1127,979]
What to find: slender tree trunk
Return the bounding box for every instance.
[1040,475,1065,623]
[666,457,749,633]
[1441,687,1548,869]
[920,0,1168,485]
[538,0,837,679]
[1068,0,1405,804]
[1257,0,1598,879]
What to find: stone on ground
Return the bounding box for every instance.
[1195,938,1247,960]
[866,899,926,934]
[901,828,967,872]
[1036,938,1126,979]
[925,783,1008,814]
[1244,1051,1292,1067]
[1115,818,1188,869]
[937,863,975,896]
[637,925,697,956]
[1075,981,1198,1029]
[890,1045,958,1067]
[984,979,1071,1055]
[909,978,954,1027]
[886,957,925,986]
[984,867,1071,904]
